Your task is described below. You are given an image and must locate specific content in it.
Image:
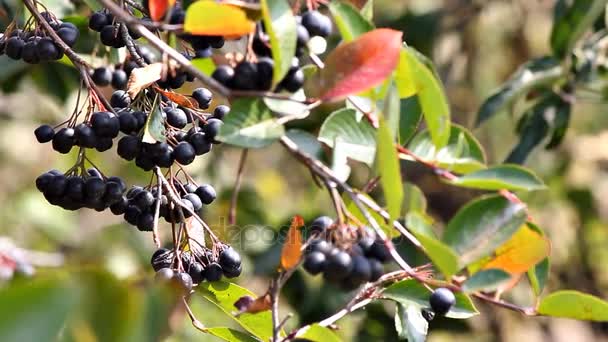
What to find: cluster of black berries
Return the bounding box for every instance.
[117,88,227,170]
[34,110,122,154]
[88,10,142,48]
[35,168,126,211]
[151,245,242,290]
[301,216,391,290]
[109,181,216,231]
[1,13,78,63]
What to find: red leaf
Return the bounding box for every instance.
[279,215,304,271]
[154,87,199,109]
[316,29,402,102]
[148,0,176,22]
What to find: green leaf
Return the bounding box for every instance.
[344,193,396,237]
[550,0,607,58]
[402,183,427,215]
[398,96,422,145]
[406,124,486,174]
[0,279,78,341]
[406,210,459,279]
[545,98,571,149]
[205,327,261,342]
[462,269,511,293]
[263,89,310,119]
[192,57,216,76]
[261,0,297,85]
[142,94,166,144]
[398,47,450,149]
[375,119,404,219]
[528,258,550,296]
[382,83,401,140]
[318,108,377,165]
[443,195,528,267]
[476,57,564,126]
[294,324,342,342]
[286,129,324,160]
[538,291,608,321]
[361,0,374,20]
[329,1,374,41]
[449,165,546,192]
[217,98,284,148]
[198,281,273,341]
[394,303,427,342]
[382,279,479,319]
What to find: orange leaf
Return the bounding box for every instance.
[184,1,255,37]
[314,29,402,102]
[148,0,176,22]
[127,63,163,99]
[479,224,551,275]
[154,87,199,109]
[280,215,304,271]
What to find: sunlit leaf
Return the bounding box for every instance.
[217,98,284,148]
[198,281,273,341]
[261,0,297,85]
[462,269,511,293]
[295,324,341,342]
[205,327,261,342]
[375,118,403,220]
[449,165,546,192]
[318,108,376,165]
[127,63,163,99]
[184,1,255,37]
[538,291,608,321]
[312,29,402,101]
[329,1,374,42]
[280,215,304,270]
[443,195,528,267]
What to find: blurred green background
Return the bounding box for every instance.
[1,0,608,341]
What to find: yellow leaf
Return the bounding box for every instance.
[127,63,163,99]
[184,1,255,37]
[474,224,551,275]
[280,215,304,271]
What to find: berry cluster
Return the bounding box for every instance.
[116,88,227,170]
[35,110,124,154]
[1,12,78,64]
[151,245,242,290]
[88,10,142,48]
[35,168,126,212]
[301,216,391,290]
[110,181,216,231]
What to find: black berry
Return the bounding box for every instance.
[429,288,456,316]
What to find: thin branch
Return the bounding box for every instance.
[120,23,146,67]
[182,297,207,332]
[270,278,281,342]
[228,149,248,225]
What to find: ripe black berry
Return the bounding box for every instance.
[232,61,258,90]
[280,68,304,92]
[84,177,106,200]
[306,239,332,254]
[172,142,196,165]
[188,132,212,155]
[74,123,97,148]
[91,111,120,138]
[100,25,118,47]
[212,65,235,86]
[203,118,223,143]
[36,38,60,61]
[34,124,55,143]
[368,258,383,282]
[103,181,124,205]
[165,108,187,128]
[92,67,112,86]
[136,212,154,231]
[192,88,213,109]
[21,41,39,64]
[204,262,223,282]
[89,11,110,32]
[56,25,79,47]
[5,36,24,60]
[52,127,75,154]
[124,205,141,225]
[111,69,128,90]
[183,193,202,211]
[213,105,230,120]
[110,196,128,215]
[188,262,205,284]
[65,176,85,201]
[118,111,139,134]
[256,57,274,90]
[110,90,131,108]
[175,272,193,293]
[155,267,175,282]
[296,24,310,48]
[367,240,390,263]
[151,248,173,271]
[303,251,326,275]
[324,250,353,281]
[195,184,216,204]
[348,255,372,285]
[301,11,332,38]
[117,135,140,160]
[429,288,456,316]
[219,247,241,271]
[134,190,155,210]
[309,216,333,235]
